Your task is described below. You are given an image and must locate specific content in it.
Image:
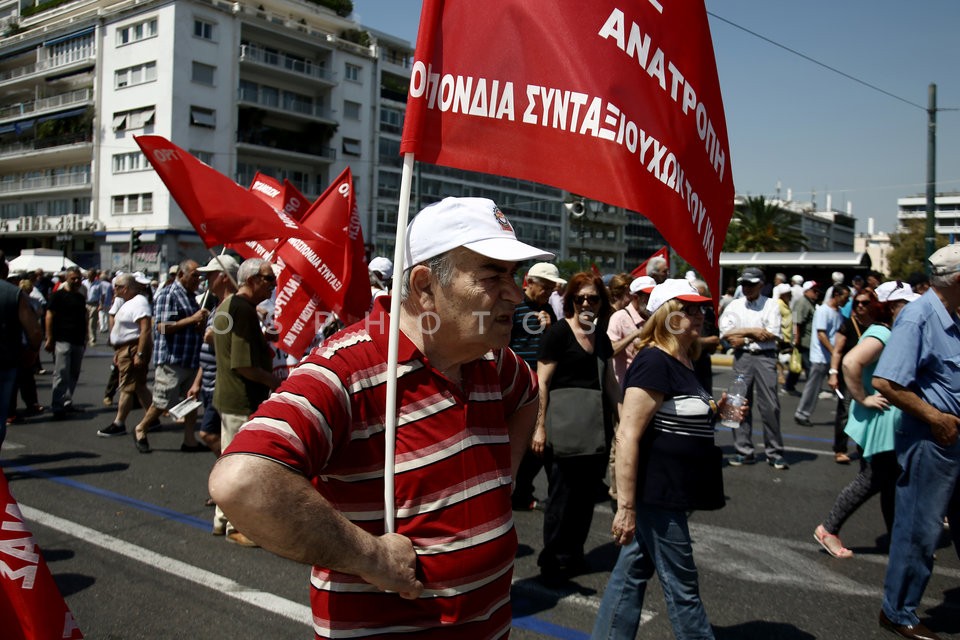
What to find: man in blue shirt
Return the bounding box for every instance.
[873,244,960,640]
[794,284,849,426]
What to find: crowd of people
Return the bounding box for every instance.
[2,196,959,638]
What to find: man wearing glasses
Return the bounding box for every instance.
[131,259,209,453]
[718,267,789,470]
[211,258,280,547]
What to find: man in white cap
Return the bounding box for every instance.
[873,245,960,640]
[511,261,565,511]
[368,256,394,307]
[210,197,551,636]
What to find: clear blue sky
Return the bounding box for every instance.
[351,0,960,235]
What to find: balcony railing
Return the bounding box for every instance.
[0,131,93,157]
[0,46,95,83]
[236,131,335,160]
[237,87,333,121]
[0,88,92,121]
[0,172,91,194]
[239,44,333,83]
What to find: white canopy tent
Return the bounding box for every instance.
[7,248,78,274]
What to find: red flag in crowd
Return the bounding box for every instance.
[401,0,734,288]
[631,246,669,278]
[0,471,83,639]
[228,173,313,265]
[273,168,370,356]
[135,136,321,248]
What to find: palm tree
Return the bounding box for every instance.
[724,196,807,252]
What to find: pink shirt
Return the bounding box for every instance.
[607,303,645,385]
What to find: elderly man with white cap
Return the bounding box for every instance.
[209,197,551,637]
[511,261,566,511]
[368,256,393,308]
[873,245,960,640]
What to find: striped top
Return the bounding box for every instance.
[624,347,725,511]
[226,303,538,639]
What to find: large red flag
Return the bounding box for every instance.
[273,168,370,357]
[631,245,669,278]
[0,472,83,639]
[135,136,320,248]
[401,0,733,288]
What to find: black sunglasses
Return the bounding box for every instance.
[258,273,277,283]
[574,294,601,305]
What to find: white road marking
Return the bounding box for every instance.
[21,504,313,626]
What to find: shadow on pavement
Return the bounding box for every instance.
[714,621,816,639]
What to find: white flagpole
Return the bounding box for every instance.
[383,152,416,533]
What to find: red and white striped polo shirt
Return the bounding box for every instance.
[226,305,538,639]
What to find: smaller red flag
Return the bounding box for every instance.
[135,136,321,248]
[0,471,83,639]
[631,246,669,279]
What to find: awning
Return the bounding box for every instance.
[43,26,95,47]
[720,252,872,269]
[37,107,88,123]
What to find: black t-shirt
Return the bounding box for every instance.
[47,287,87,345]
[837,316,870,358]
[538,318,613,391]
[623,347,725,511]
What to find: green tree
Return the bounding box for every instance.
[886,219,947,278]
[723,196,807,252]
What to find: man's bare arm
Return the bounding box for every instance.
[209,454,423,598]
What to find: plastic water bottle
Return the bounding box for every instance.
[720,374,747,429]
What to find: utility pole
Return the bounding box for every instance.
[925,83,937,270]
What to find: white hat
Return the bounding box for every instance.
[647,278,711,314]
[629,275,657,294]
[875,280,920,303]
[802,280,820,293]
[406,197,553,265]
[526,262,567,286]
[368,256,394,279]
[132,271,152,285]
[928,243,960,276]
[684,270,696,282]
[773,283,792,299]
[197,254,240,278]
[831,271,845,284]
[791,274,804,285]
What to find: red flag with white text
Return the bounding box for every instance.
[0,471,83,639]
[135,136,321,248]
[228,173,313,264]
[401,0,733,287]
[273,168,370,356]
[631,246,669,278]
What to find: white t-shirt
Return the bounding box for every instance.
[111,294,151,346]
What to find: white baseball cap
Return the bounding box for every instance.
[197,254,240,279]
[526,262,566,286]
[928,243,960,276]
[132,271,152,285]
[875,280,920,303]
[802,280,820,293]
[647,278,711,314]
[773,283,792,299]
[406,197,554,265]
[368,256,394,279]
[629,275,657,294]
[791,274,803,285]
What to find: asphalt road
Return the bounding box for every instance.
[3,341,959,639]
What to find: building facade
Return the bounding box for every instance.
[897,191,960,242]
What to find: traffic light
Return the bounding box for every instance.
[130,228,142,252]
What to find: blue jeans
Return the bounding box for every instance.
[881,437,960,626]
[591,505,714,640]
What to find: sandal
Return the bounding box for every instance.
[814,524,853,559]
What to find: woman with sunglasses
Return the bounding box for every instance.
[535,271,618,583]
[814,281,919,559]
[827,287,880,463]
[593,279,735,640]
